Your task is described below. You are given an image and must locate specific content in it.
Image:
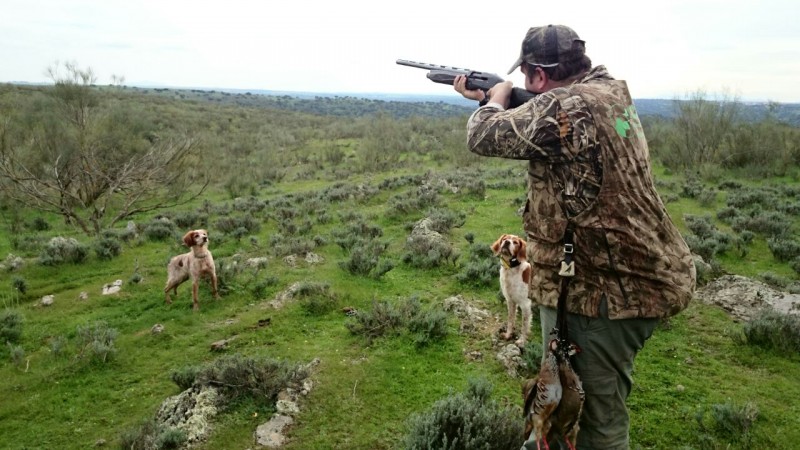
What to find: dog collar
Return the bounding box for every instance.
[501,257,521,269]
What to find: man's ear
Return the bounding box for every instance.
[531,66,548,91]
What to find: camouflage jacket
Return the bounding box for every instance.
[467,66,696,319]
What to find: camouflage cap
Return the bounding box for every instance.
[507,25,586,74]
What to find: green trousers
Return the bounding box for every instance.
[526,300,659,450]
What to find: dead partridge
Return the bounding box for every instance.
[548,342,585,450]
[522,339,563,450]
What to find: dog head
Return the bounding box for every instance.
[491,234,527,261]
[183,229,209,248]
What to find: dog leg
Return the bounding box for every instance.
[503,298,516,341]
[516,304,531,347]
[192,280,200,311]
[211,273,220,300]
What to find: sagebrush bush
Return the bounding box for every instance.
[403,378,523,450]
[39,237,88,265]
[346,298,413,343]
[11,277,27,295]
[736,309,800,353]
[215,214,261,234]
[456,243,497,288]
[93,236,122,260]
[119,419,184,450]
[767,237,800,262]
[172,210,207,229]
[0,309,24,344]
[7,343,25,368]
[683,215,732,262]
[191,354,308,404]
[339,240,394,279]
[695,400,759,446]
[171,366,201,391]
[424,208,466,234]
[408,309,449,348]
[143,219,176,241]
[730,210,792,238]
[519,340,545,379]
[402,234,459,269]
[76,321,118,363]
[28,217,50,231]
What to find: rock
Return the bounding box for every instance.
[254,414,293,448]
[102,279,123,295]
[210,336,237,351]
[79,291,89,300]
[156,385,221,445]
[40,295,54,306]
[246,257,269,268]
[496,344,522,377]
[696,274,800,321]
[151,324,165,334]
[276,399,299,415]
[304,252,324,264]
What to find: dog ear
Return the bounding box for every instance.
[182,230,195,247]
[515,237,527,260]
[491,235,506,255]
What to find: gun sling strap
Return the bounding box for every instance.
[555,223,576,345]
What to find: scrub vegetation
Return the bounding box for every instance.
[1,66,799,449]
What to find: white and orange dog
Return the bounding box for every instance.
[491,234,532,347]
[165,229,219,311]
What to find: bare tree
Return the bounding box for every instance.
[0,62,207,235]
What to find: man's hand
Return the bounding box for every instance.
[453,75,485,102]
[486,81,512,109]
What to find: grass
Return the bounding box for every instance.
[1,160,799,449]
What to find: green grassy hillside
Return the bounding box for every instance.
[1,83,799,449]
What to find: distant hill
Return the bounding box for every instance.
[211,88,800,126]
[8,82,799,125]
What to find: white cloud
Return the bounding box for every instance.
[1,0,798,101]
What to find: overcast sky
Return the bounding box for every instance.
[2,0,798,102]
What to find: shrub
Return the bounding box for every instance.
[119,419,186,450]
[456,243,497,288]
[7,343,25,368]
[11,277,27,295]
[29,217,50,231]
[215,214,261,234]
[408,309,449,348]
[294,282,338,316]
[424,208,466,234]
[736,309,800,353]
[339,240,394,279]
[76,321,118,363]
[192,354,308,404]
[173,211,208,229]
[39,237,88,265]
[683,215,732,262]
[0,309,24,344]
[403,378,523,450]
[93,236,122,260]
[767,237,800,262]
[346,299,409,343]
[402,234,459,269]
[171,366,201,391]
[519,340,545,379]
[49,335,68,358]
[695,400,759,446]
[143,219,176,241]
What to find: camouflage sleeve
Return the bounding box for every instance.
[466,91,590,163]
